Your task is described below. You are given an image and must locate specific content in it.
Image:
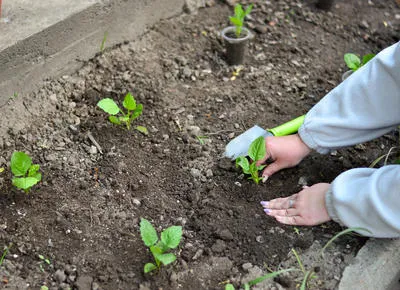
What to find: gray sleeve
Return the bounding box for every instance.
[297,41,400,238]
[298,41,400,154]
[325,165,400,238]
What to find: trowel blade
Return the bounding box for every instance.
[224,125,272,160]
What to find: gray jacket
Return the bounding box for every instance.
[298,41,400,238]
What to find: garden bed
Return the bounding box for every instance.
[0,0,399,289]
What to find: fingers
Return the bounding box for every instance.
[261,160,286,178]
[265,208,298,217]
[274,215,308,225]
[261,194,298,209]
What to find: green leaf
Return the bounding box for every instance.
[244,284,250,290]
[161,226,182,249]
[257,165,266,171]
[225,284,235,290]
[123,92,137,111]
[229,16,242,28]
[157,253,176,266]
[234,4,244,19]
[131,104,143,119]
[344,53,361,71]
[144,262,157,273]
[109,115,121,125]
[28,164,40,177]
[97,98,120,115]
[12,177,40,190]
[248,137,266,162]
[140,218,158,247]
[119,116,130,122]
[362,53,375,65]
[136,126,149,135]
[236,156,250,172]
[11,152,32,177]
[40,286,49,290]
[244,4,253,17]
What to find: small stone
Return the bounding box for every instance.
[132,198,141,206]
[76,276,93,290]
[256,235,265,243]
[49,94,58,104]
[255,25,268,34]
[182,67,192,78]
[206,169,213,177]
[89,146,98,154]
[192,249,203,260]
[242,262,253,271]
[211,239,227,253]
[170,272,178,283]
[190,168,202,179]
[298,176,308,186]
[217,229,234,241]
[54,269,66,283]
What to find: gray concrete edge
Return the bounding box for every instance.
[0,0,184,105]
[339,238,400,290]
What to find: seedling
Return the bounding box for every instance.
[38,254,51,272]
[224,269,294,290]
[0,243,12,267]
[196,135,209,145]
[229,3,253,38]
[11,152,42,193]
[344,53,375,72]
[100,31,108,53]
[97,92,145,132]
[140,218,183,273]
[235,136,266,184]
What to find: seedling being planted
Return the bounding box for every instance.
[229,3,253,38]
[97,92,145,132]
[11,152,42,193]
[140,218,182,273]
[235,136,266,184]
[344,53,375,72]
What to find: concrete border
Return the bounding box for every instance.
[339,238,400,290]
[0,0,184,105]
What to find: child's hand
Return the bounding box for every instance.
[256,134,311,179]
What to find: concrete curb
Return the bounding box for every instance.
[0,0,184,105]
[339,238,400,290]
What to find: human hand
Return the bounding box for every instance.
[260,183,331,226]
[256,134,311,179]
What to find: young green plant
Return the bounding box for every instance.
[140,218,183,273]
[11,151,42,193]
[97,92,147,133]
[229,3,253,38]
[235,136,266,184]
[225,269,295,290]
[344,53,375,72]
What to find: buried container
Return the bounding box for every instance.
[221,26,253,66]
[316,0,335,10]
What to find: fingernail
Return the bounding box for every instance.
[260,201,269,207]
[262,175,269,183]
[263,208,270,214]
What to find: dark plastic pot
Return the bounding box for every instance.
[316,0,335,10]
[221,26,253,66]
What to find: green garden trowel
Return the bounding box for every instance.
[224,115,305,160]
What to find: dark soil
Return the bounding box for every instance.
[0,1,399,289]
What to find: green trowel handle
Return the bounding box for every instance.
[268,115,305,137]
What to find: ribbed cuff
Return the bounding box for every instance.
[298,123,330,155]
[324,184,343,225]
